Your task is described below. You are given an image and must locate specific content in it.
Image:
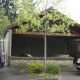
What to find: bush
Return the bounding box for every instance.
[26,62,61,75]
[46,63,60,75]
[26,62,44,74]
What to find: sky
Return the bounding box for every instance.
[58,0,80,23]
[34,0,80,23]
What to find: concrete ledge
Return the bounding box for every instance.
[9,56,73,67]
[10,56,73,60]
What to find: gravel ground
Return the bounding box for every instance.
[0,67,58,80]
[1,65,79,80]
[60,65,80,80]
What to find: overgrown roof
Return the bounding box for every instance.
[7,7,80,38]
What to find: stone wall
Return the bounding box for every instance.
[10,56,74,67]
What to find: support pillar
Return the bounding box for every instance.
[67,39,70,56]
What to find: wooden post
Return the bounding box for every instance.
[67,39,70,56]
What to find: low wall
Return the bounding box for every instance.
[10,56,74,67]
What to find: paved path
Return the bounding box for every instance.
[60,65,80,80]
[0,67,43,80]
[1,66,79,80]
[0,67,58,80]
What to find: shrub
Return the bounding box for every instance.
[26,62,61,75]
[46,63,60,75]
[26,62,44,74]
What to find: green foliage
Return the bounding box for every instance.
[20,70,25,73]
[26,62,44,74]
[13,0,76,34]
[26,62,60,76]
[46,63,61,75]
[0,0,16,22]
[0,8,10,36]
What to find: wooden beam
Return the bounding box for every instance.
[12,31,80,37]
[13,34,44,38]
[8,23,18,29]
[47,33,80,37]
[12,31,44,36]
[70,28,79,34]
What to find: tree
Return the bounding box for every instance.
[13,0,75,34]
[13,0,76,72]
[0,0,16,23]
[0,8,10,37]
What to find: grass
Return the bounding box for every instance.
[20,70,25,73]
[19,69,59,78]
[38,72,59,77]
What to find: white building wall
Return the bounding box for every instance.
[4,29,12,65]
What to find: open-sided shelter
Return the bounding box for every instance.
[5,8,80,66]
